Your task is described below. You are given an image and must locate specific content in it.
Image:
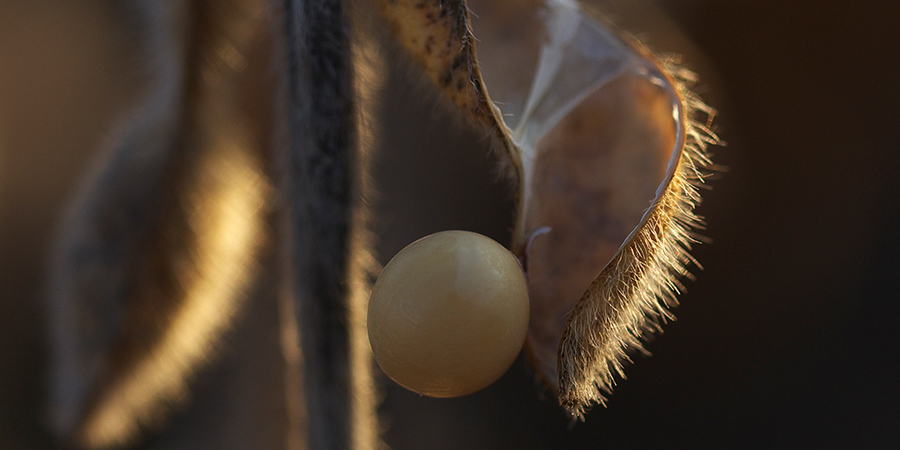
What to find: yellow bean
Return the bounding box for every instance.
[368,230,529,397]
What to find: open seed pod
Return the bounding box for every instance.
[378,0,718,418]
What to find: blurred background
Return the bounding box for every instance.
[1,0,898,448]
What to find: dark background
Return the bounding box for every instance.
[1,0,898,448]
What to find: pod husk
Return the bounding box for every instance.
[378,0,718,418]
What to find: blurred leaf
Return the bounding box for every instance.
[48,1,272,447]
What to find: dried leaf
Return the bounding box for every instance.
[379,0,718,418]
